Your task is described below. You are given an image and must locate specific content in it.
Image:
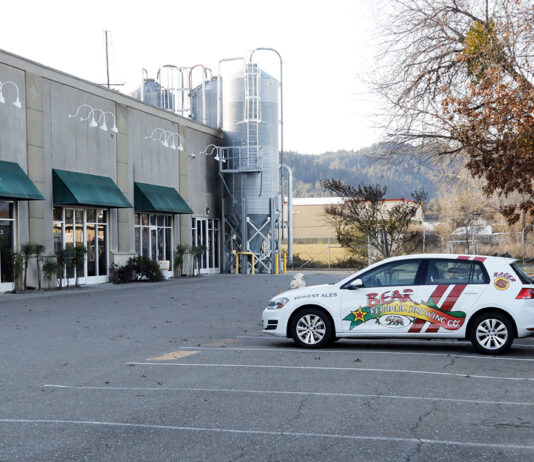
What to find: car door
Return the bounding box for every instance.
[339,259,424,334]
[412,257,489,335]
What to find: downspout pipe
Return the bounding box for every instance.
[280,164,293,265]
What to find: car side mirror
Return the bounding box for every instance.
[349,279,363,290]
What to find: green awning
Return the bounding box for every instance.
[0,160,44,200]
[134,182,193,214]
[53,169,132,208]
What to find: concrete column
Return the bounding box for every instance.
[25,72,48,288]
[179,127,192,247]
[113,104,135,265]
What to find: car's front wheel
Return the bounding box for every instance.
[469,312,514,355]
[290,308,334,348]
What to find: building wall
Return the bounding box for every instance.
[0,62,30,248]
[290,199,424,240]
[179,127,221,246]
[0,49,223,289]
[292,204,337,240]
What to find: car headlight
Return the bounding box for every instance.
[267,297,289,310]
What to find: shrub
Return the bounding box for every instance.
[8,250,24,293]
[129,256,164,282]
[54,248,68,288]
[20,243,35,290]
[190,245,207,276]
[334,256,367,270]
[73,244,87,287]
[34,244,46,290]
[109,256,163,284]
[109,263,134,284]
[174,245,189,276]
[42,259,58,289]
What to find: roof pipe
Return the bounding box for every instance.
[281,164,293,265]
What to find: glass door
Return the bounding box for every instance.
[53,207,109,285]
[0,201,15,291]
[134,213,173,273]
[192,217,220,274]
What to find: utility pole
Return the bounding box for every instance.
[98,31,124,89]
[105,30,110,89]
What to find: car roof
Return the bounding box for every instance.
[385,253,515,263]
[371,254,517,267]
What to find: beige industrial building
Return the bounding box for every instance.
[0,49,222,292]
[289,197,424,241]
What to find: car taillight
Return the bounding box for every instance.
[516,288,534,299]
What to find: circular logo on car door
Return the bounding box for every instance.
[494,277,510,291]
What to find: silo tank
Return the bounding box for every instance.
[190,78,218,128]
[222,68,280,216]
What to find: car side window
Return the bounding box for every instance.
[470,263,488,284]
[360,260,421,288]
[425,259,488,285]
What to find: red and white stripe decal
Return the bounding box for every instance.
[408,284,449,333]
[458,255,486,262]
[425,284,466,333]
[408,255,483,333]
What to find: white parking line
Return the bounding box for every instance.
[43,384,534,407]
[126,362,534,382]
[1,419,533,451]
[181,346,534,362]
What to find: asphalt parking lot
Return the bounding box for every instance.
[1,272,534,461]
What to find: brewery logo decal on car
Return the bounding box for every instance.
[493,272,516,291]
[343,295,466,331]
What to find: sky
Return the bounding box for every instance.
[1,0,384,154]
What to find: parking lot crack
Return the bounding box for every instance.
[404,401,439,462]
[285,396,307,431]
[443,355,456,370]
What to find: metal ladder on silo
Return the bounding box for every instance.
[244,63,261,169]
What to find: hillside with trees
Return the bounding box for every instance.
[283,143,455,199]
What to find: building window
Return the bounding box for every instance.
[53,207,109,280]
[134,213,173,270]
[192,217,220,273]
[0,201,15,284]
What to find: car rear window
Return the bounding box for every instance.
[425,259,488,285]
[510,263,533,284]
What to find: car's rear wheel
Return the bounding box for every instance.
[469,312,514,355]
[290,308,334,348]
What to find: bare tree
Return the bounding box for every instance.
[374,0,534,223]
[321,179,426,260]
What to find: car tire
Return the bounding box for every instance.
[469,312,514,355]
[290,308,334,349]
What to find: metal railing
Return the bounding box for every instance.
[219,146,263,172]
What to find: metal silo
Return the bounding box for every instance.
[190,77,218,128]
[212,57,282,274]
[162,50,284,274]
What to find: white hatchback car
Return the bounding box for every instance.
[262,254,534,354]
